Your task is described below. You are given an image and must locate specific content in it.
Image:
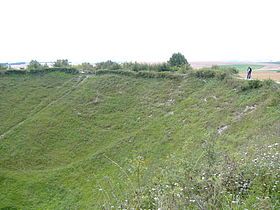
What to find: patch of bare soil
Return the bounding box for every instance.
[235,105,257,121]
[217,125,229,135]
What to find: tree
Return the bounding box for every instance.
[74,62,94,72]
[43,63,49,68]
[80,62,94,70]
[168,52,189,67]
[95,60,121,70]
[27,60,43,70]
[53,59,70,68]
[0,64,8,70]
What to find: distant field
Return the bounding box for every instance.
[0,71,279,209]
[190,61,261,70]
[240,71,280,81]
[191,61,280,82]
[221,64,264,72]
[223,64,280,82]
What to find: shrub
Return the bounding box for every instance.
[94,69,183,80]
[191,69,216,79]
[168,52,189,67]
[226,67,238,74]
[263,79,276,87]
[27,60,43,70]
[3,70,27,75]
[75,62,95,72]
[191,66,238,81]
[241,80,263,91]
[95,69,137,77]
[30,67,79,74]
[122,62,174,72]
[122,62,148,71]
[211,65,238,74]
[117,141,280,209]
[248,80,263,89]
[122,58,191,72]
[53,59,71,68]
[95,60,121,70]
[0,64,8,71]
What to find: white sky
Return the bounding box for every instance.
[1,0,279,63]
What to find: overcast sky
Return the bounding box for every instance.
[1,0,279,63]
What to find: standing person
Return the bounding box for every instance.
[246,66,252,79]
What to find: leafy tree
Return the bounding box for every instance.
[0,64,8,70]
[76,62,94,71]
[158,63,171,71]
[95,60,121,70]
[43,63,49,68]
[53,59,70,68]
[168,52,189,67]
[27,60,43,70]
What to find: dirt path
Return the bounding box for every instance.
[0,75,90,140]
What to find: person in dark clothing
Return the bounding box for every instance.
[246,66,252,79]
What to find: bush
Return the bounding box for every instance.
[53,59,71,68]
[168,52,189,67]
[116,141,280,209]
[241,80,263,91]
[191,67,237,81]
[94,69,183,80]
[248,80,263,89]
[75,62,94,72]
[95,69,137,77]
[191,69,216,79]
[226,67,238,74]
[27,60,43,70]
[121,62,171,72]
[0,64,8,71]
[3,70,27,75]
[29,67,79,74]
[211,65,238,74]
[263,79,276,87]
[95,60,121,70]
[122,62,149,71]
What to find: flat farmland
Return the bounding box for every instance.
[191,61,280,82]
[240,70,280,81]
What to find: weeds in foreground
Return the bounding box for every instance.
[98,140,279,209]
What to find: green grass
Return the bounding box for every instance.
[0,71,279,209]
[221,64,264,72]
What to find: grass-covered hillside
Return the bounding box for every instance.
[0,70,279,209]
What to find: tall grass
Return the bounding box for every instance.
[0,70,279,209]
